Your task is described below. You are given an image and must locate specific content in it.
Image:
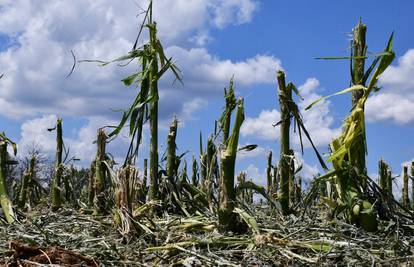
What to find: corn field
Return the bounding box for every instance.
[1,3,414,266]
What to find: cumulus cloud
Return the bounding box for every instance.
[366,49,414,124]
[241,78,340,148]
[241,109,280,140]
[18,114,132,166]
[0,0,274,125]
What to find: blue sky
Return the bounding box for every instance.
[0,0,413,194]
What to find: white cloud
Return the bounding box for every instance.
[366,49,414,124]
[241,109,280,140]
[0,0,274,126]
[209,0,258,28]
[18,115,132,166]
[19,114,59,154]
[366,93,414,124]
[241,78,340,148]
[166,46,282,90]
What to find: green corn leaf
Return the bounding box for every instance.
[315,56,367,60]
[287,82,304,100]
[234,207,260,235]
[305,85,366,110]
[122,73,140,87]
[238,144,258,152]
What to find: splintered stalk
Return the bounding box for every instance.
[166,117,178,178]
[277,71,292,214]
[403,166,409,208]
[221,79,236,146]
[266,151,273,195]
[51,118,63,211]
[351,20,367,105]
[94,129,107,214]
[0,140,14,223]
[219,98,244,231]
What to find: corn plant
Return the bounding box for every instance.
[0,132,17,223]
[306,22,395,231]
[276,71,326,214]
[83,1,181,203]
[218,97,244,231]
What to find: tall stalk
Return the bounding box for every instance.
[306,22,395,231]
[148,23,159,201]
[277,71,292,214]
[351,20,368,183]
[85,1,181,203]
[218,98,244,231]
[51,118,63,211]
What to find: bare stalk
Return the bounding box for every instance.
[277,71,292,214]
